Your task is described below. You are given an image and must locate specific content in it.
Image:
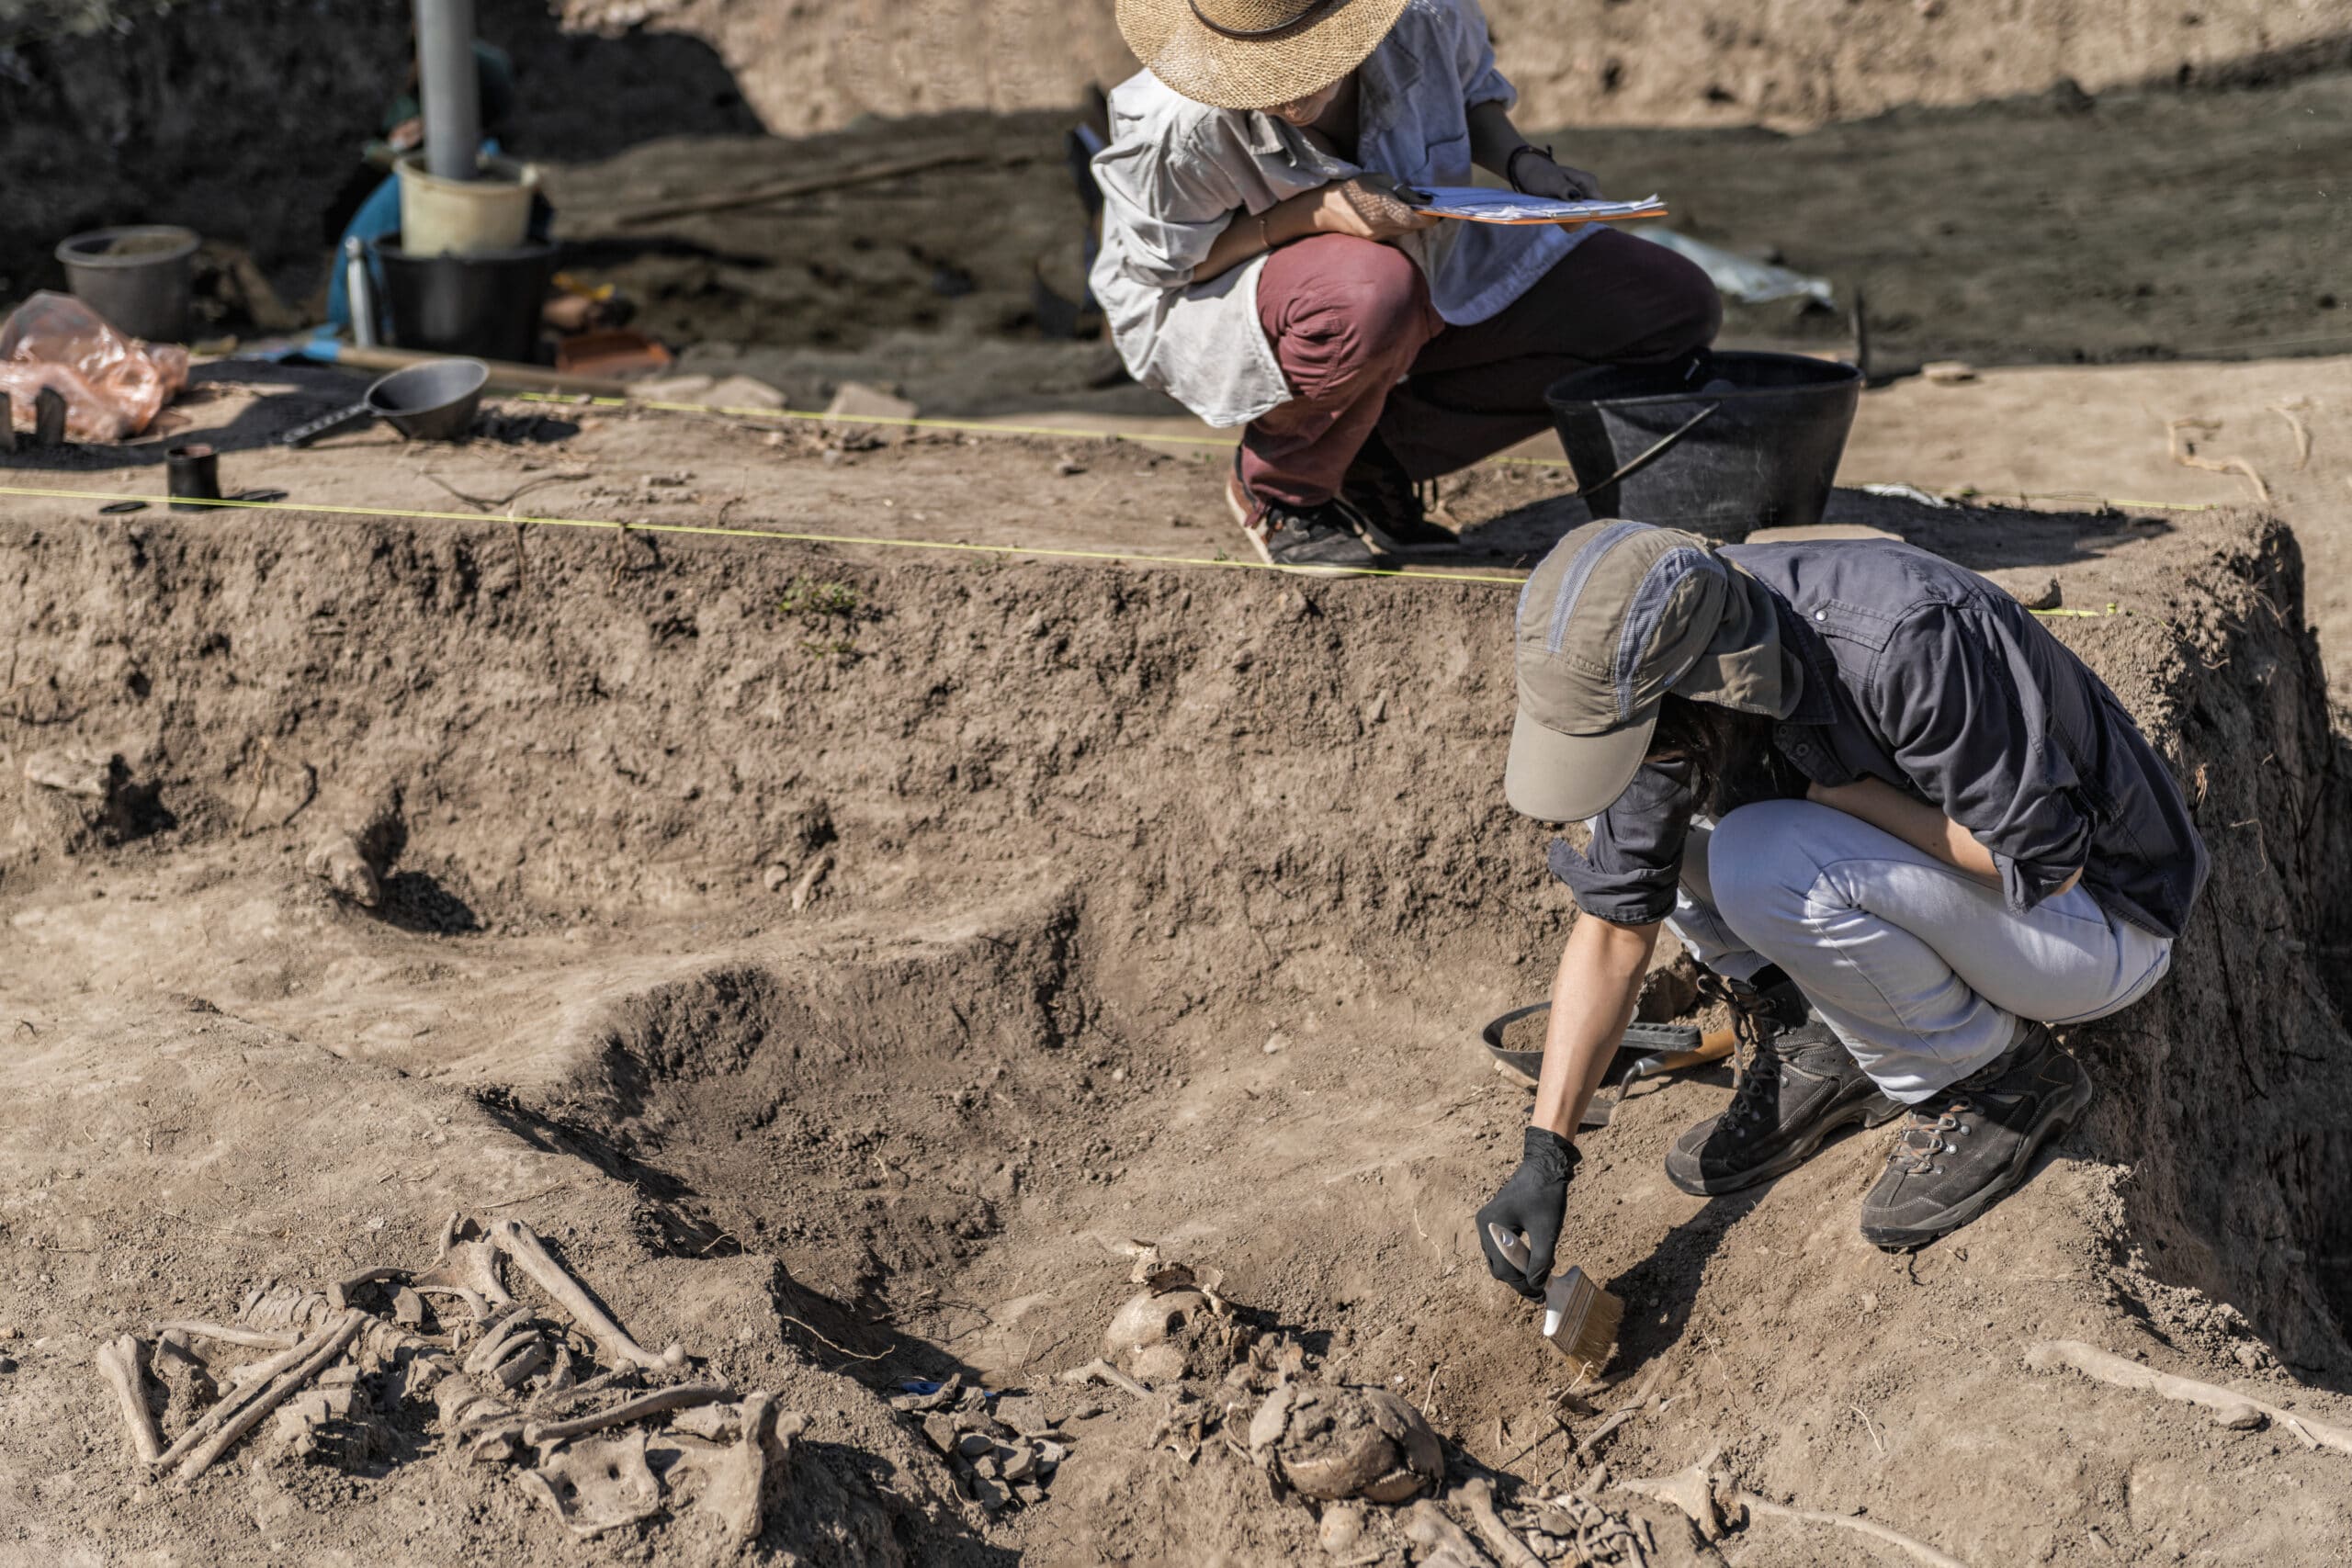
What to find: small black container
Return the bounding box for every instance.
[165,443,221,511]
[1545,351,1863,541]
[375,234,555,365]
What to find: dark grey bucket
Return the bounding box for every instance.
[56,226,201,343]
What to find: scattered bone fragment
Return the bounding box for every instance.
[1462,1476,1549,1568]
[1613,1449,1724,1540]
[1060,1358,1151,1398]
[1404,1499,1499,1568]
[95,1335,164,1463]
[1319,1501,1366,1556]
[523,1382,730,1447]
[1105,1287,1212,1359]
[672,1401,737,1441]
[2027,1339,2352,1456]
[305,832,381,907]
[517,1428,664,1537]
[328,1266,407,1311]
[488,1218,687,1372]
[695,1391,781,1550]
[1621,1450,1962,1568]
[392,1287,426,1327]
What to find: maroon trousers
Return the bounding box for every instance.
[1242,228,1723,507]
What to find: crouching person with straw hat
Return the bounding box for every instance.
[1476,523,2210,1295]
[1093,0,1721,573]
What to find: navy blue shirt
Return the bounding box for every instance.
[1550,539,2209,940]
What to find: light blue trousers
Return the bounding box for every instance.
[1668,800,2174,1103]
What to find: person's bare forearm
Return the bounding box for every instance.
[1532,913,1659,1139]
[1194,188,1322,283]
[1806,776,2082,896]
[1465,100,1526,178]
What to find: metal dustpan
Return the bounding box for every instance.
[1481,1001,1723,1127]
[281,357,490,447]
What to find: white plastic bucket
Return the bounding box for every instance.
[395,153,541,257]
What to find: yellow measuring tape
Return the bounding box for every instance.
[0,482,2134,614]
[0,485,1533,586]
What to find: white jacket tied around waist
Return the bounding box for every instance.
[1088,0,1588,430]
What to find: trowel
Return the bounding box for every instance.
[1584,1026,1737,1128]
[1481,1005,1734,1127]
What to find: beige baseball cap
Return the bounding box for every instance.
[1505,521,1793,822]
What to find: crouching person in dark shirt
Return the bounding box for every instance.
[1476,521,2209,1294]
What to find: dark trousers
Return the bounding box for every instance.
[1243,227,1723,506]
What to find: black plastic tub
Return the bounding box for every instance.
[375,234,555,365]
[1544,351,1863,540]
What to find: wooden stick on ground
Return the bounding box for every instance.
[608,151,992,227]
[2027,1339,2352,1457]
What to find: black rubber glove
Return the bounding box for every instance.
[1476,1125,1580,1300]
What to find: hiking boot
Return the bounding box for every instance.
[1860,1024,2092,1250]
[1226,466,1382,576]
[1340,433,1459,555]
[1664,980,1902,1196]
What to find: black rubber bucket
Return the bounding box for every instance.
[376,234,554,365]
[1545,351,1863,541]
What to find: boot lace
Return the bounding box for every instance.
[1702,974,1781,1135]
[1889,1100,1974,1176]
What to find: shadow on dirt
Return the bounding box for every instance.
[1454,486,2171,577]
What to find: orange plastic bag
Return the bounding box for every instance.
[0,292,190,442]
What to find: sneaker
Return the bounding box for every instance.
[1860,1024,2092,1250]
[1664,980,1903,1196]
[1226,467,1382,576]
[1340,433,1459,555]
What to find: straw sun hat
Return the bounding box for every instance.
[1116,0,1414,110]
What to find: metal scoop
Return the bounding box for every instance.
[280,357,490,447]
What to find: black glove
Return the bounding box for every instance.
[1476,1125,1580,1300]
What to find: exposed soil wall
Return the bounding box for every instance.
[560,0,2352,133]
[3,500,2348,1373]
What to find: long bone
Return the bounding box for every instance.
[155,1310,367,1483]
[241,1280,526,1459]
[94,1336,164,1463]
[487,1218,686,1371]
[522,1382,730,1447]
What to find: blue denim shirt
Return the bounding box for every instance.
[1089,0,1588,428]
[1552,538,2211,941]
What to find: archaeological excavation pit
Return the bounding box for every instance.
[6,480,2352,1565]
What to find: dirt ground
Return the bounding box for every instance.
[6,355,2352,1564]
[7,25,2352,1565]
[546,65,2352,399]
